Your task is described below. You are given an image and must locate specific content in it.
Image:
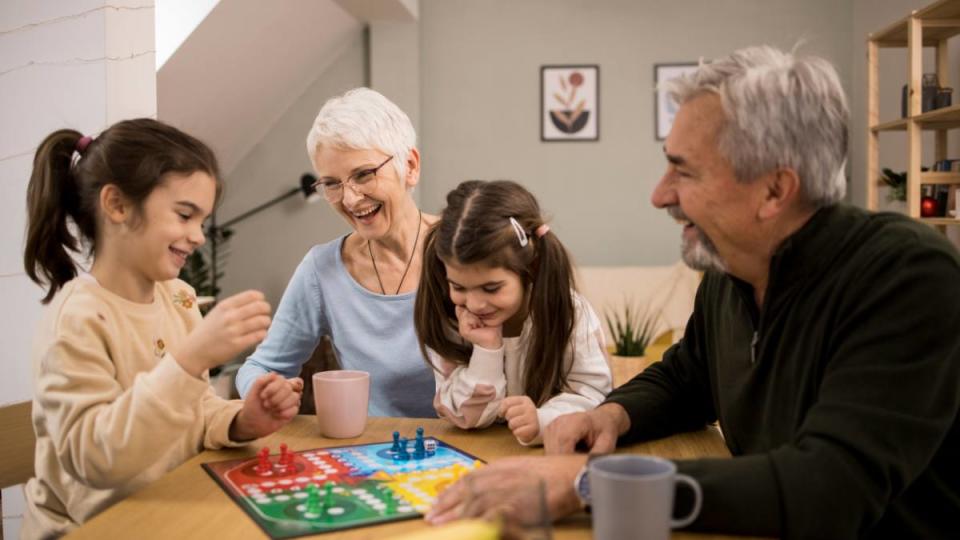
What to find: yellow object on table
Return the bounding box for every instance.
[389,519,499,540]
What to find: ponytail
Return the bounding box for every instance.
[525,230,576,405]
[24,130,85,303]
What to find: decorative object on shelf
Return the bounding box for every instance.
[880,168,907,202]
[541,65,599,141]
[654,63,699,140]
[604,301,661,357]
[936,87,953,109]
[900,73,952,117]
[921,195,940,217]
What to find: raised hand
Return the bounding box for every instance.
[500,395,539,444]
[171,290,271,377]
[229,373,299,441]
[455,305,503,350]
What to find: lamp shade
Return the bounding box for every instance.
[301,173,321,203]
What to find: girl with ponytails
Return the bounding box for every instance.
[20,119,301,538]
[415,180,611,445]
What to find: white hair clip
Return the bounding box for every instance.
[509,217,528,247]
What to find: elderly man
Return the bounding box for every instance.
[426,45,960,539]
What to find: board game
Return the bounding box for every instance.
[202,428,483,539]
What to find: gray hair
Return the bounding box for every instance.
[665,45,848,207]
[305,87,416,179]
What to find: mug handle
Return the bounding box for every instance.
[670,474,702,528]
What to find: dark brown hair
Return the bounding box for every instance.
[414,180,577,406]
[24,118,221,303]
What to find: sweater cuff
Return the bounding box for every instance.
[465,345,505,382]
[208,399,246,448]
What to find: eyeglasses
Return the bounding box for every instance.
[313,155,394,202]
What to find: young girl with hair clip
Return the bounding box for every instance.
[20,118,302,539]
[414,180,612,445]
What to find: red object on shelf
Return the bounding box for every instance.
[921,196,939,217]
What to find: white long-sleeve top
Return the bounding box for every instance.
[426,292,612,445]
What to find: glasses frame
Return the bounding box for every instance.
[314,155,395,202]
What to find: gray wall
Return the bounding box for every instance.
[418,0,854,266]
[218,33,364,301]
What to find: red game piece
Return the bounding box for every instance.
[256,447,271,474]
[279,443,289,464]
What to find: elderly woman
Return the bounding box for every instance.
[236,88,437,417]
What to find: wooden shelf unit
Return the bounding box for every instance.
[866,0,960,227]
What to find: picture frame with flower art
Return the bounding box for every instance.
[541,65,599,141]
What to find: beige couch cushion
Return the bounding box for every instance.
[575,262,700,347]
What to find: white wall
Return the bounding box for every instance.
[417,0,854,266]
[0,1,156,536]
[218,33,366,302]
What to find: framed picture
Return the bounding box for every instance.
[655,63,698,140]
[541,65,599,141]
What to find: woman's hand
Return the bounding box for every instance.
[455,305,503,350]
[500,395,539,444]
[229,373,300,441]
[172,290,271,377]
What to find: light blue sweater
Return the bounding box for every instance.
[235,236,436,418]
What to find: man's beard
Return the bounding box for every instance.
[667,206,727,272]
[682,227,726,272]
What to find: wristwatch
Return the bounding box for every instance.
[573,464,591,509]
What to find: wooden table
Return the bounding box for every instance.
[66,416,750,540]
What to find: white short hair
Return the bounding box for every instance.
[305,87,416,179]
[665,45,848,207]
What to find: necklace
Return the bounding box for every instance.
[369,209,423,295]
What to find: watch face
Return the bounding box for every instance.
[575,466,591,505]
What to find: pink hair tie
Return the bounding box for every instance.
[535,224,550,238]
[75,135,93,155]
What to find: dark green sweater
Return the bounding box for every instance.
[606,205,960,539]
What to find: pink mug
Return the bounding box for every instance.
[312,370,370,438]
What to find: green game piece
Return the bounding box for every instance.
[324,481,334,507]
[305,483,322,515]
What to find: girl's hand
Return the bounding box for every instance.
[259,374,304,412]
[455,305,503,350]
[500,395,539,444]
[229,373,299,441]
[172,290,272,377]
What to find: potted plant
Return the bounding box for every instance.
[604,301,662,386]
[881,168,907,203]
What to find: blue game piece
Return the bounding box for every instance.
[391,431,401,454]
[413,428,426,460]
[397,438,410,460]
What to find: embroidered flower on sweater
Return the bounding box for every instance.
[154,338,166,358]
[173,290,195,309]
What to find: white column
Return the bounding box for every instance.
[0,2,155,536]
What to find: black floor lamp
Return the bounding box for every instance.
[206,173,320,299]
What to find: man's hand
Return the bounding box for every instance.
[500,396,539,444]
[543,403,631,455]
[229,373,300,441]
[424,455,587,527]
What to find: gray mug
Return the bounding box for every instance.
[588,455,702,540]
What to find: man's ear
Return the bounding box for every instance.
[403,147,421,190]
[758,167,801,220]
[99,184,131,225]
